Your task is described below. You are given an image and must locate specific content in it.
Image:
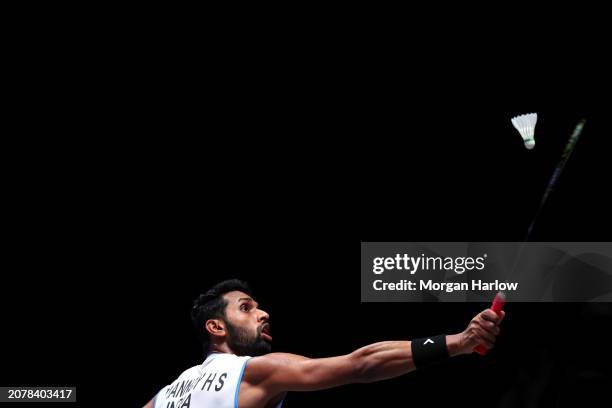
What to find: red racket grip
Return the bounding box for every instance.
[474,292,505,355]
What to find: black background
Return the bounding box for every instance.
[2,34,612,407]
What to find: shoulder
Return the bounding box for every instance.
[243,353,309,383]
[176,364,204,380]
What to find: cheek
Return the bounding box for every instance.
[231,314,253,329]
[226,310,247,324]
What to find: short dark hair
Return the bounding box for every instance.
[191,279,252,353]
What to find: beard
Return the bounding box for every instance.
[225,321,272,357]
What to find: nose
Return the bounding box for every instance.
[258,309,269,323]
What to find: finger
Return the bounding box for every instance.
[475,324,500,340]
[478,338,495,350]
[476,328,497,344]
[473,319,496,334]
[481,309,502,324]
[482,326,500,339]
[498,310,506,323]
[480,319,496,329]
[481,309,498,321]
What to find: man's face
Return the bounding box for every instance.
[222,291,272,356]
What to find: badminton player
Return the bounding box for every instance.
[142,279,504,408]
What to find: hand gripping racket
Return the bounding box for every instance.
[474,291,505,355]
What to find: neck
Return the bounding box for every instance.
[209,343,233,355]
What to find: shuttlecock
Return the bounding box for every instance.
[511,113,538,150]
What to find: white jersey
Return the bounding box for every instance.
[154,352,284,408]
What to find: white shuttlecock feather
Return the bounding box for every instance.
[511,113,538,150]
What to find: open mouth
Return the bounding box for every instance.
[260,324,272,341]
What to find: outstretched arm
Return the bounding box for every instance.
[244,309,504,393]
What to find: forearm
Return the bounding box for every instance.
[351,341,414,383]
[352,334,464,383]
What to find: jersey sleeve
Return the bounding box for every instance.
[153,385,168,408]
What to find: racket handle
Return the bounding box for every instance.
[474,292,505,356]
[474,344,488,355]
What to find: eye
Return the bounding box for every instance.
[240,304,250,312]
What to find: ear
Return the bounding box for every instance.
[205,319,226,339]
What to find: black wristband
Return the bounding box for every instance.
[411,335,450,369]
